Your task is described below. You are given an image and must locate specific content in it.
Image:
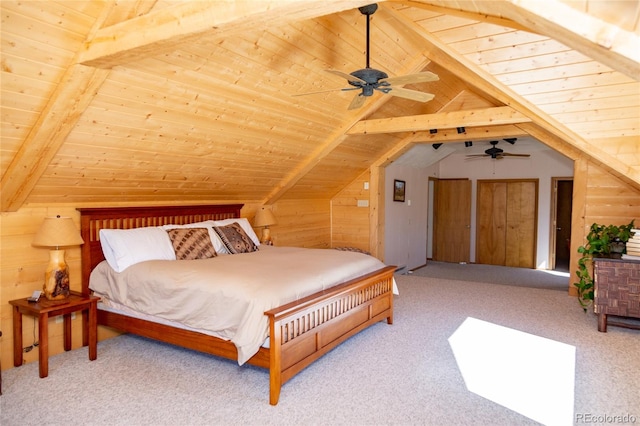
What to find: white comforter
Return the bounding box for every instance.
[90,245,395,364]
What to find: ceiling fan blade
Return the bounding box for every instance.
[466,154,489,158]
[502,153,531,157]
[386,87,435,102]
[380,72,439,86]
[325,69,367,84]
[292,87,358,97]
[347,93,367,110]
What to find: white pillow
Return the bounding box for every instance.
[213,218,261,247]
[161,220,215,229]
[99,227,176,272]
[161,221,226,254]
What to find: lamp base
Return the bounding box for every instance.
[43,250,70,300]
[260,227,272,245]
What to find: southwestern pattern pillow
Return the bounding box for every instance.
[213,222,258,254]
[167,228,217,260]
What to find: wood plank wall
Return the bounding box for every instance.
[569,160,640,295]
[271,199,331,249]
[331,171,371,252]
[584,163,640,222]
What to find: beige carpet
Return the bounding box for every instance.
[411,261,571,291]
[1,274,638,425]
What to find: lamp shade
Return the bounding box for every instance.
[32,216,84,248]
[254,208,277,228]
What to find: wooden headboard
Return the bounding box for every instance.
[77,204,243,295]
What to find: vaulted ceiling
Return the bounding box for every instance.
[1,0,639,212]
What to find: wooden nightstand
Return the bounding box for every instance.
[10,292,99,378]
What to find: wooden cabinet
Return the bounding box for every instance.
[593,258,640,332]
[476,179,538,268]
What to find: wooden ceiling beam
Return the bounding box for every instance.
[347,106,530,135]
[518,123,639,192]
[0,1,159,212]
[405,0,640,80]
[372,134,418,169]
[0,65,109,212]
[516,122,584,161]
[396,0,535,34]
[500,0,640,80]
[383,4,640,188]
[409,125,529,144]
[79,1,381,69]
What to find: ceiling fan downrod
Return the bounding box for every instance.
[310,2,436,109]
[358,4,378,69]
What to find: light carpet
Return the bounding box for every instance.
[410,261,570,291]
[1,274,638,426]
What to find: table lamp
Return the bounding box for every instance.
[254,207,277,245]
[32,216,84,300]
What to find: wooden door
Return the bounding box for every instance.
[476,181,507,265]
[505,181,537,268]
[433,179,471,263]
[476,179,538,268]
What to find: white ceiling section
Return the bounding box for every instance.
[1,0,638,211]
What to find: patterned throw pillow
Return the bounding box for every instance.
[212,223,258,254]
[167,228,217,260]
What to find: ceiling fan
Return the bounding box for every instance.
[466,140,531,160]
[296,3,439,110]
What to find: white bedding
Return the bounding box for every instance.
[90,245,396,364]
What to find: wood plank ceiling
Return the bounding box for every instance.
[1,0,639,211]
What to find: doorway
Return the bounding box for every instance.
[550,178,573,272]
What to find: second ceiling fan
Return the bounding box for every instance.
[300,4,439,110]
[466,140,531,160]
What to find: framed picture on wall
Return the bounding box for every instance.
[393,179,406,202]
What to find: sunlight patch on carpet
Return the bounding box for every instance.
[540,269,570,278]
[448,317,576,426]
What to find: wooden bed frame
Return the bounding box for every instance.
[78,204,395,405]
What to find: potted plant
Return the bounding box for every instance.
[574,220,635,311]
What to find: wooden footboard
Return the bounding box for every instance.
[78,204,395,405]
[266,265,395,405]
